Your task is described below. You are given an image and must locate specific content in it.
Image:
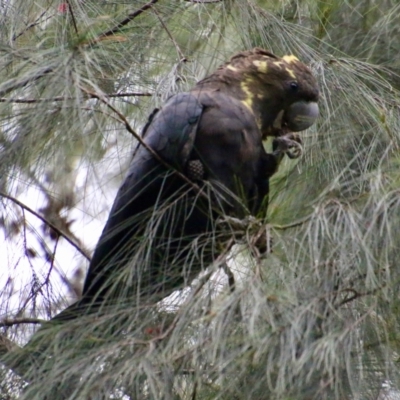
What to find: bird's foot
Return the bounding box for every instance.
[273,133,303,159]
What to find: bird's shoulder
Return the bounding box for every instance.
[190,88,262,148]
[136,92,204,166]
[190,88,255,123]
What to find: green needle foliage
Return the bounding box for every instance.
[1,0,400,399]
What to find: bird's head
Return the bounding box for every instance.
[197,48,319,138]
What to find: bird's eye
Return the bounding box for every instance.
[290,81,298,91]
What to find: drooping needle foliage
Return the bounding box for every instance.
[1,1,400,399]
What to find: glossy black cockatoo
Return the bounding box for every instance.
[57,48,319,319]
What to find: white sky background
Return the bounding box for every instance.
[0,135,131,321]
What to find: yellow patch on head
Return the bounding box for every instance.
[282,55,299,64]
[240,78,254,111]
[226,64,238,71]
[273,61,284,69]
[285,67,297,79]
[273,59,297,78]
[253,60,268,73]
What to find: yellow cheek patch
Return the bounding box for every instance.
[253,60,268,73]
[282,55,299,64]
[226,64,238,71]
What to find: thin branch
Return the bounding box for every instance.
[338,287,384,306]
[271,213,314,230]
[0,92,154,104]
[0,65,55,98]
[0,192,91,261]
[65,0,79,35]
[0,318,45,328]
[89,91,154,98]
[93,0,159,43]
[45,238,59,288]
[191,379,198,400]
[12,10,53,41]
[185,0,222,3]
[151,7,186,62]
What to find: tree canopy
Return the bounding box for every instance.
[1,0,400,399]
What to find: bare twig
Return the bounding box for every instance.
[151,7,186,62]
[65,0,79,35]
[93,0,159,43]
[12,10,53,41]
[0,92,154,104]
[0,66,55,98]
[272,213,314,230]
[337,287,384,306]
[185,0,222,3]
[192,379,198,400]
[45,237,59,289]
[0,192,91,261]
[0,318,45,328]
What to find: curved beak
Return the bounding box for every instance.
[284,101,319,132]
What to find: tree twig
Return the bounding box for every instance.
[271,213,314,230]
[185,0,222,3]
[0,66,55,98]
[0,318,45,328]
[337,287,384,306]
[65,0,79,35]
[12,10,53,41]
[0,192,91,261]
[92,0,159,43]
[0,92,154,104]
[151,7,186,62]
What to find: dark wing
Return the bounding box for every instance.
[56,93,203,319]
[189,89,275,216]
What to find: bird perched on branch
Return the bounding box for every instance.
[57,48,319,319]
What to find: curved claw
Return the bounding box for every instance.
[272,133,303,159]
[286,140,303,159]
